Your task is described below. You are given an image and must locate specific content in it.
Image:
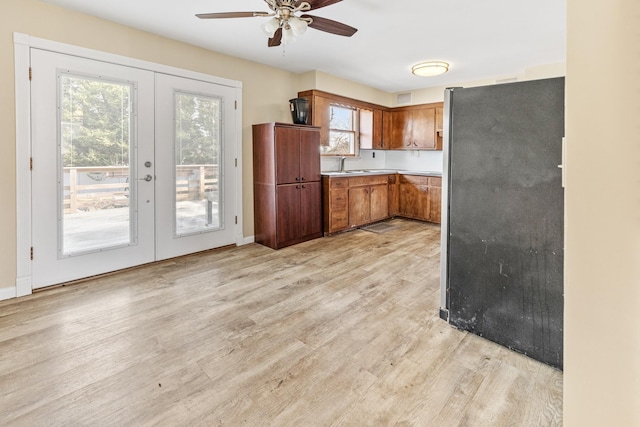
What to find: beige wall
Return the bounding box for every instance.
[297,70,393,106]
[564,0,640,425]
[1,0,306,289]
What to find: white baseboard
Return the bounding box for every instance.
[16,277,32,298]
[0,287,17,301]
[240,235,255,246]
[0,277,32,301]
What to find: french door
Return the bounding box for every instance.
[30,49,237,289]
[154,73,236,260]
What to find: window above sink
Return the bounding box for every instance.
[320,104,359,157]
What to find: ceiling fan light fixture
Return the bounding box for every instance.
[282,26,297,44]
[262,17,280,37]
[288,16,309,36]
[412,61,450,77]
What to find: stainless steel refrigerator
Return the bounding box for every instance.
[439,78,564,369]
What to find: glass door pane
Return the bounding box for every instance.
[31,49,155,289]
[154,73,237,261]
[60,74,134,255]
[174,92,222,236]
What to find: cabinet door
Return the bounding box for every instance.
[275,127,300,185]
[390,110,412,149]
[400,183,427,219]
[349,186,371,226]
[359,108,374,150]
[370,184,389,221]
[313,96,332,147]
[428,186,442,223]
[435,106,444,150]
[300,182,323,237]
[276,184,301,244]
[382,111,393,149]
[411,107,436,149]
[299,128,321,182]
[388,175,399,216]
[372,109,385,149]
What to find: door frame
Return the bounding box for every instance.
[12,32,244,299]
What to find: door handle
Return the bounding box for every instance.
[138,174,153,182]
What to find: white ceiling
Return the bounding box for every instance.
[41,0,566,93]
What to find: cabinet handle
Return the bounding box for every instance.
[301,177,306,181]
[295,177,300,181]
[302,185,306,189]
[296,185,301,189]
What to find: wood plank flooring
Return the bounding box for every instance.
[0,219,562,426]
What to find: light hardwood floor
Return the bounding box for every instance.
[0,219,562,426]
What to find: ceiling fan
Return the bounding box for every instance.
[196,0,358,47]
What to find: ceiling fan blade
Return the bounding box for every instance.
[196,12,270,19]
[268,27,283,47]
[297,0,342,10]
[301,15,357,37]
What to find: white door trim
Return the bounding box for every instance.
[12,32,243,301]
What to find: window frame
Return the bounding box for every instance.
[321,103,360,157]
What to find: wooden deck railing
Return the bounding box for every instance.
[63,165,218,213]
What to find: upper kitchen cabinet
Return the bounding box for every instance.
[298,90,443,151]
[298,89,391,152]
[435,106,444,150]
[309,95,332,147]
[360,108,388,150]
[389,103,441,150]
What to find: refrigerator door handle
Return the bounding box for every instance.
[559,136,566,188]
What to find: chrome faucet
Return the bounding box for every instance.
[339,156,346,172]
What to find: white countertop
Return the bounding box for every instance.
[321,169,442,177]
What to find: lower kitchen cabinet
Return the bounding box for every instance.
[348,183,388,227]
[428,181,442,223]
[323,173,441,235]
[398,175,442,224]
[323,174,390,234]
[323,177,349,234]
[348,175,388,228]
[388,174,400,216]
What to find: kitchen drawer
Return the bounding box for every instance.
[349,175,387,187]
[399,175,430,185]
[429,177,442,187]
[330,188,348,208]
[331,210,348,229]
[330,178,348,189]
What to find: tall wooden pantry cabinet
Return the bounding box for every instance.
[252,123,323,249]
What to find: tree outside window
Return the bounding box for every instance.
[321,104,358,156]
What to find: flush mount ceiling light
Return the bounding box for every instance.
[196,0,357,47]
[411,61,450,77]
